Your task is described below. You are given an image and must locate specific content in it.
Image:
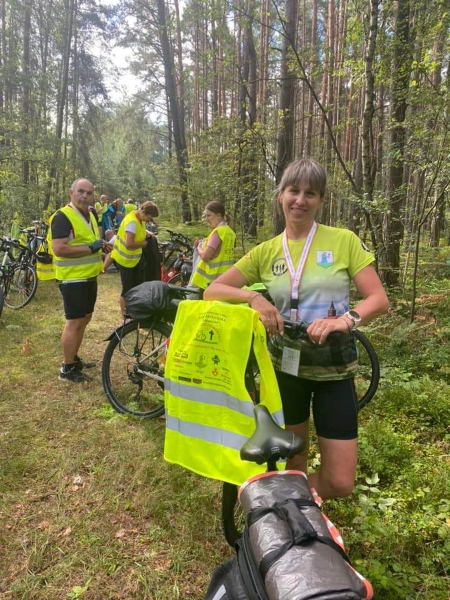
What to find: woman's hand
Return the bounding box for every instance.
[307,317,350,345]
[248,294,284,338]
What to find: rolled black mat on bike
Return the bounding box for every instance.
[237,471,373,600]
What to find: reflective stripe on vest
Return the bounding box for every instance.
[52,206,102,281]
[36,262,56,280]
[164,300,284,486]
[165,379,284,425]
[191,225,235,289]
[110,211,145,268]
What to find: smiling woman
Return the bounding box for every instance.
[204,157,390,503]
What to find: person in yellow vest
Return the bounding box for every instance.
[190,201,236,289]
[95,194,108,238]
[51,178,105,383]
[124,199,137,215]
[110,200,158,316]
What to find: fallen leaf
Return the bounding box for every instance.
[115,529,127,538]
[37,520,50,529]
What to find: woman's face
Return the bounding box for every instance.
[278,181,323,229]
[204,209,223,228]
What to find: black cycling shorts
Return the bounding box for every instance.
[276,371,358,440]
[59,279,98,320]
[117,261,143,297]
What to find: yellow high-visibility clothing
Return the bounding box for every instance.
[94,201,107,221]
[190,225,235,289]
[110,211,146,268]
[51,206,102,281]
[36,212,56,281]
[124,203,136,215]
[164,300,284,486]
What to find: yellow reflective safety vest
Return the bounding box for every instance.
[164,301,285,486]
[36,213,56,281]
[51,206,102,281]
[190,225,235,289]
[110,211,146,268]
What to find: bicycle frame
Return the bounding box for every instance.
[114,322,167,384]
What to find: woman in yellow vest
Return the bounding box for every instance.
[111,201,159,316]
[190,201,236,289]
[94,194,108,238]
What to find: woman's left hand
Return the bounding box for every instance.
[307,317,350,345]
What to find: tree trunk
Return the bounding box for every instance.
[274,0,299,234]
[156,0,191,222]
[44,0,75,210]
[380,0,411,287]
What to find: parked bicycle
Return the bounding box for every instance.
[158,229,193,285]
[0,236,38,310]
[206,403,374,600]
[221,317,380,547]
[102,283,202,417]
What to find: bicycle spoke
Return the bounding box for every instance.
[102,320,170,417]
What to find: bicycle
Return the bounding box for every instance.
[0,237,38,309]
[221,318,380,547]
[102,283,202,417]
[206,403,374,600]
[158,229,193,285]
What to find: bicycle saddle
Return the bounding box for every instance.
[240,404,305,465]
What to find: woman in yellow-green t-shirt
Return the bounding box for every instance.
[204,158,389,502]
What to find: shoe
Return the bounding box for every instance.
[74,355,96,369]
[59,367,92,383]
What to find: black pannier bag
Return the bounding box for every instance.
[205,471,373,600]
[123,281,174,321]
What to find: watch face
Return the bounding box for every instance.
[349,310,361,322]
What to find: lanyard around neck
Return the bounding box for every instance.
[282,222,318,321]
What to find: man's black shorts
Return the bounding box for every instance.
[58,278,98,320]
[276,371,358,440]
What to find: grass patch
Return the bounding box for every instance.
[1,271,449,598]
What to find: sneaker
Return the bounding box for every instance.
[59,367,92,383]
[74,355,96,369]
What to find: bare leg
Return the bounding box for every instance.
[119,296,125,317]
[61,313,92,364]
[285,421,310,475]
[308,437,357,500]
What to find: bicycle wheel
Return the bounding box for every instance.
[102,319,171,417]
[222,482,245,547]
[4,264,38,309]
[0,284,4,317]
[353,330,380,410]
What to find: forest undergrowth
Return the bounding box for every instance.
[0,247,449,599]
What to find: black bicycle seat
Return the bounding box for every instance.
[240,404,305,465]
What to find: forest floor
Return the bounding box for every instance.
[0,266,449,599]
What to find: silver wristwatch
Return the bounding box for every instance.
[343,310,361,329]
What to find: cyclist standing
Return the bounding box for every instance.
[204,158,389,500]
[189,201,236,290]
[51,178,105,383]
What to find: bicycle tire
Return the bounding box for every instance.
[353,329,380,410]
[102,319,171,418]
[4,264,38,309]
[0,284,4,317]
[222,482,245,547]
[221,330,380,547]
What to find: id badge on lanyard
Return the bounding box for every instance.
[279,223,318,375]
